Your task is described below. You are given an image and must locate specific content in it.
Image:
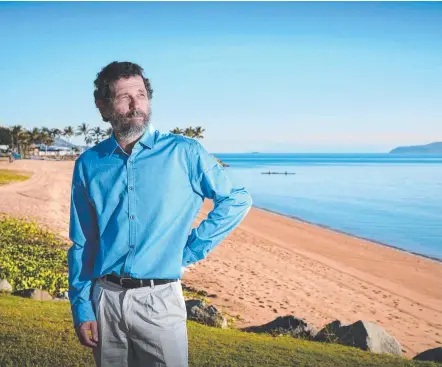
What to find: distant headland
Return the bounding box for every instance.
[389,142,442,154]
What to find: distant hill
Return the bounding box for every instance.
[53,138,89,151]
[389,142,442,154]
[53,137,76,148]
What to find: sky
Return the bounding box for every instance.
[0,1,441,153]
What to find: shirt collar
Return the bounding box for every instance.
[108,123,157,155]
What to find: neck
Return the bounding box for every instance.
[114,132,143,155]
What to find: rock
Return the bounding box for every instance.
[0,279,13,293]
[52,294,69,302]
[241,315,318,340]
[315,320,402,356]
[315,320,343,343]
[413,347,442,362]
[12,289,53,301]
[56,291,69,300]
[185,299,228,328]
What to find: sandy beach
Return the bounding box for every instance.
[1,159,441,358]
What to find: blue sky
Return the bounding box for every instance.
[0,2,441,153]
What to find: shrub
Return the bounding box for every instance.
[0,216,68,295]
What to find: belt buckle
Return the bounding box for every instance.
[119,277,132,287]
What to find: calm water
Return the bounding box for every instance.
[215,153,442,260]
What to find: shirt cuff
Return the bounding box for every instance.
[71,301,96,328]
[182,244,198,267]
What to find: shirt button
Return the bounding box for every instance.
[129,186,133,190]
[129,244,135,249]
[128,159,133,164]
[130,215,135,220]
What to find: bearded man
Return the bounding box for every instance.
[67,61,252,367]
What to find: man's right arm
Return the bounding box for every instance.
[68,159,99,328]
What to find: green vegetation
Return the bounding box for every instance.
[7,124,95,158]
[0,216,68,296]
[0,169,30,185]
[170,126,205,139]
[1,216,439,366]
[3,124,206,158]
[0,295,440,367]
[0,126,12,146]
[5,123,229,166]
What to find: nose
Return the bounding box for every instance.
[129,96,142,110]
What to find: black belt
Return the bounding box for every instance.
[102,274,177,289]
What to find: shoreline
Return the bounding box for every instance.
[252,204,442,264]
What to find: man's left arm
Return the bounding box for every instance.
[182,139,252,267]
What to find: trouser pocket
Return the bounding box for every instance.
[91,280,105,317]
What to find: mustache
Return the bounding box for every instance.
[124,110,148,119]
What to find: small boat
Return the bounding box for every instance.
[261,171,296,175]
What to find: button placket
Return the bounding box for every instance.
[123,155,137,275]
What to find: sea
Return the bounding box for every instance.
[214,153,442,261]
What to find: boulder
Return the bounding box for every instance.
[413,347,442,363]
[241,315,317,340]
[185,299,228,328]
[315,320,344,343]
[56,291,69,300]
[315,320,402,356]
[0,279,13,293]
[12,289,53,301]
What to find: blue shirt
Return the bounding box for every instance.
[67,124,252,327]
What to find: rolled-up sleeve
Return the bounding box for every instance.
[67,159,99,328]
[182,140,252,266]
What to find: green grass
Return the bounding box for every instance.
[0,169,30,185]
[0,294,440,367]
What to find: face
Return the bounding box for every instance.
[104,75,151,140]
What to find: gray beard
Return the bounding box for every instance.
[110,109,151,143]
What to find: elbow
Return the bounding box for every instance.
[213,187,252,212]
[235,187,252,211]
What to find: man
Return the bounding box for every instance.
[68,61,252,367]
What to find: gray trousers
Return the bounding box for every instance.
[91,277,188,367]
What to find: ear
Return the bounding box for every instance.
[95,99,105,110]
[95,99,110,120]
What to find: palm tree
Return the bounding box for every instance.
[170,127,183,135]
[10,125,23,155]
[90,127,105,145]
[41,127,51,138]
[0,126,12,147]
[104,127,113,138]
[29,127,41,144]
[193,126,205,139]
[51,128,62,140]
[76,123,91,145]
[28,127,42,156]
[63,126,75,150]
[19,130,32,158]
[170,126,205,139]
[40,128,54,156]
[183,127,195,138]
